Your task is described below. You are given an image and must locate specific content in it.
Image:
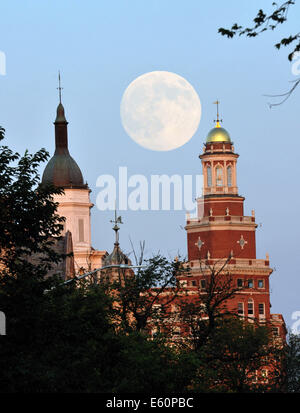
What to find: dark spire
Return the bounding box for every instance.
[41,74,86,189]
[54,72,68,154]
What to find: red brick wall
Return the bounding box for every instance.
[187,229,256,260]
[199,197,245,217]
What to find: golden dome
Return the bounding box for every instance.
[206,122,231,143]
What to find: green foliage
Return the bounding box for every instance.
[187,317,283,393]
[285,333,300,392]
[108,333,195,392]
[106,255,187,333]
[0,128,65,281]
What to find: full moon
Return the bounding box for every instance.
[120,71,201,151]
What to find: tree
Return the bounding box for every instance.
[177,255,240,350]
[285,333,300,392]
[189,317,284,393]
[219,1,300,105]
[0,127,66,280]
[101,250,188,334]
[0,127,68,390]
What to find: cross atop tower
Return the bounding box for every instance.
[57,71,63,104]
[213,100,223,127]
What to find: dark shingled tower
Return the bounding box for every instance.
[42,101,87,188]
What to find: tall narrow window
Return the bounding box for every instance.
[259,303,265,315]
[207,166,212,187]
[78,219,85,242]
[248,300,254,316]
[227,166,232,187]
[238,302,244,316]
[216,166,223,187]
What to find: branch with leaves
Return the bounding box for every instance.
[219,1,300,106]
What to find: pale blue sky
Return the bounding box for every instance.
[0,0,299,328]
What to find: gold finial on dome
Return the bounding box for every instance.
[206,100,231,143]
[213,100,222,128]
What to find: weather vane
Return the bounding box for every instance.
[57,71,63,103]
[213,100,222,126]
[110,203,123,245]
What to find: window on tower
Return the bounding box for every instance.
[207,166,212,187]
[216,166,223,187]
[78,219,85,242]
[227,166,232,187]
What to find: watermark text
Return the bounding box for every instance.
[96,167,203,213]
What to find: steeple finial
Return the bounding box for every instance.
[213,100,222,128]
[55,71,67,124]
[57,71,63,104]
[110,203,123,246]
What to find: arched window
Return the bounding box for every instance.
[216,166,223,187]
[207,166,212,187]
[227,166,232,187]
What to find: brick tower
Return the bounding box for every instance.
[183,102,286,337]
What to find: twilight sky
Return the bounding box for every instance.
[0,0,299,329]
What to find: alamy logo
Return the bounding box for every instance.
[0,311,6,335]
[0,51,6,76]
[96,167,204,213]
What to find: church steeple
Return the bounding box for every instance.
[54,102,69,154]
[41,74,86,189]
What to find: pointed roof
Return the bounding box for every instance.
[42,76,87,189]
[103,242,129,266]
